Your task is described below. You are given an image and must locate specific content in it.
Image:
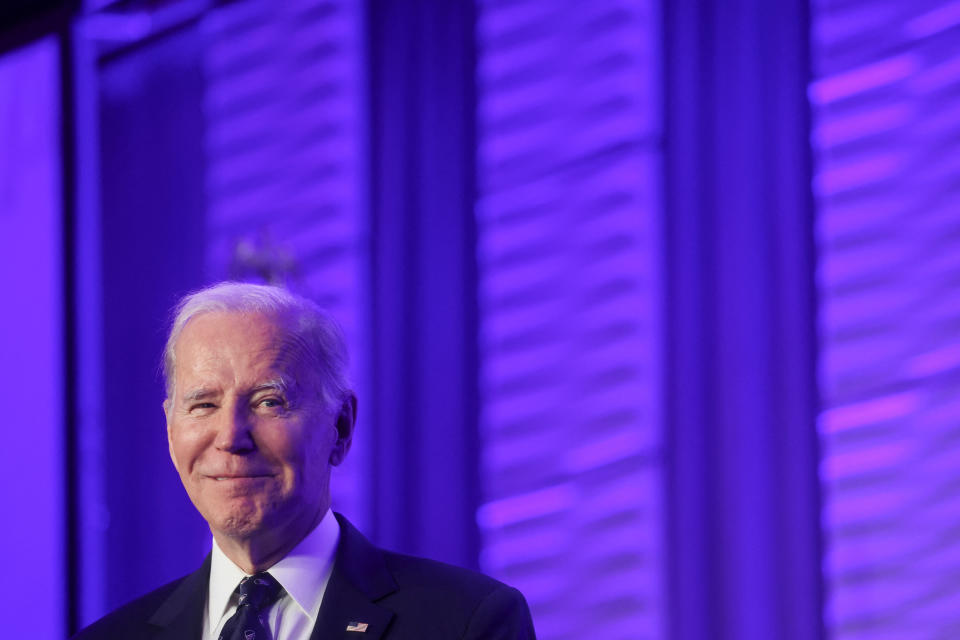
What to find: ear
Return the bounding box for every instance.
[329,393,357,466]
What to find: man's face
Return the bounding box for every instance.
[165,311,349,546]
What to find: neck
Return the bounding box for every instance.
[214,508,327,574]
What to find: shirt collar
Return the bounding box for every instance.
[207,510,340,633]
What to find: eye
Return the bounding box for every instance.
[255,397,286,410]
[188,402,217,414]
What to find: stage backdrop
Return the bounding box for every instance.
[1,0,959,638]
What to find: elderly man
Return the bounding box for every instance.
[75,282,535,640]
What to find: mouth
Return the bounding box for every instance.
[206,474,274,481]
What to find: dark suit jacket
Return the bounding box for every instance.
[73,514,536,640]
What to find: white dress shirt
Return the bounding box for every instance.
[202,510,340,640]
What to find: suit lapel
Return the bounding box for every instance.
[147,554,210,640]
[311,514,397,640]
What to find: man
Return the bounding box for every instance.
[75,282,536,640]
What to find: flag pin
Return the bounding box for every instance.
[346,622,369,633]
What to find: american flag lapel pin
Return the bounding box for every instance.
[346,621,369,633]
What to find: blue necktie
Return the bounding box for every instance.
[219,572,284,640]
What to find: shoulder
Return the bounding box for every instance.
[331,514,537,638]
[379,550,536,639]
[71,576,187,639]
[382,549,505,598]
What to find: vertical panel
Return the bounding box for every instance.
[201,0,370,527]
[474,2,663,639]
[662,1,821,639]
[72,15,107,629]
[0,36,64,639]
[365,0,480,567]
[812,0,960,637]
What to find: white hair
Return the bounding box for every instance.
[162,282,350,408]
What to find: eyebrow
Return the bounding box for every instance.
[182,387,219,403]
[180,379,290,405]
[250,379,289,396]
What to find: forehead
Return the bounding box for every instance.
[173,311,303,378]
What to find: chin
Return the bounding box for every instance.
[205,501,274,541]
[213,515,260,538]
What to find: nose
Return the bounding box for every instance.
[213,403,256,453]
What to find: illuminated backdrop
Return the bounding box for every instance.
[1,0,959,638]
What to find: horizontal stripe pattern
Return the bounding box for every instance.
[475,1,663,639]
[812,0,960,636]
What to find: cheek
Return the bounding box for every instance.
[284,425,334,479]
[170,422,207,472]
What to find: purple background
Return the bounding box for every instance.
[1,0,958,638]
[0,35,64,640]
